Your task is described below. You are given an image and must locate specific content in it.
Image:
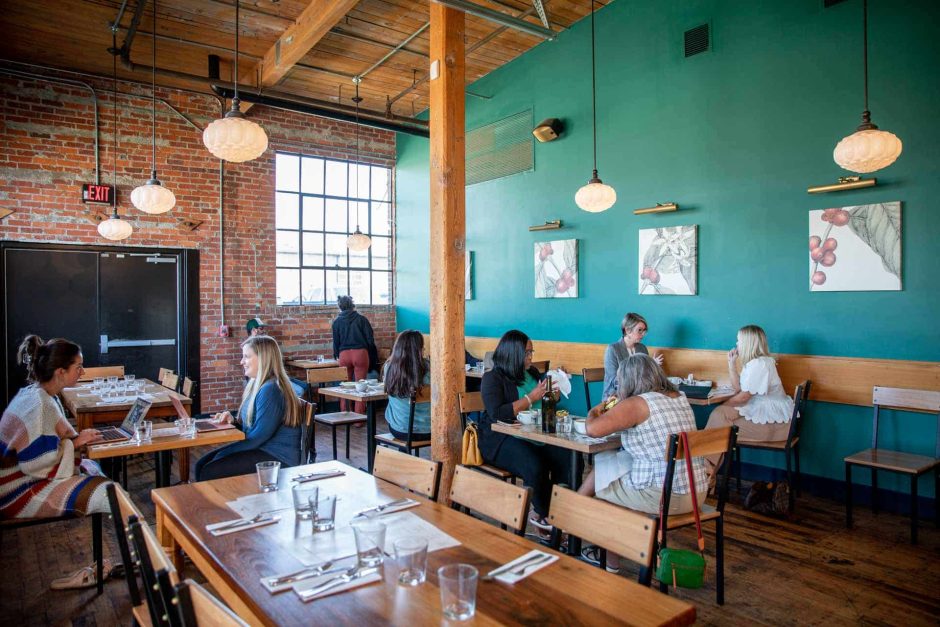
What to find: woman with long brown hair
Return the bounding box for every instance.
[382,330,431,440]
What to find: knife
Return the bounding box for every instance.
[353,498,412,518]
[484,552,548,580]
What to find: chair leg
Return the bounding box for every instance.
[735,447,742,493]
[345,424,351,458]
[935,467,939,529]
[845,463,853,528]
[794,446,802,496]
[910,474,918,545]
[871,468,878,514]
[331,427,338,460]
[92,513,104,595]
[785,449,794,513]
[716,516,725,605]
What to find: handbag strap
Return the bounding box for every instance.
[680,431,705,552]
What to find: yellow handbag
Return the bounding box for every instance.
[461,422,483,466]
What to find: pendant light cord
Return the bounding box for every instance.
[233,0,240,107]
[353,79,363,230]
[151,0,157,173]
[590,0,598,175]
[112,32,119,216]
[862,0,869,116]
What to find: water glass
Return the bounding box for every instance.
[256,461,281,492]
[124,374,135,385]
[311,494,337,531]
[92,377,104,394]
[107,375,118,387]
[134,420,152,445]
[557,415,572,435]
[316,355,325,363]
[438,564,478,621]
[175,417,195,439]
[351,519,386,566]
[394,537,428,586]
[291,484,318,520]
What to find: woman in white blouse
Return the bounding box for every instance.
[704,325,794,479]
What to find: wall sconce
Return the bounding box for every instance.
[529,219,562,231]
[807,176,876,194]
[84,208,107,225]
[0,208,13,220]
[178,218,204,231]
[633,202,678,215]
[532,118,564,142]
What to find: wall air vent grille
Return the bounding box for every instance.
[466,110,534,186]
[684,23,710,57]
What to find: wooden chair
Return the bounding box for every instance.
[106,483,146,612]
[162,373,180,392]
[0,512,104,595]
[582,367,606,414]
[375,385,432,455]
[158,368,173,385]
[299,398,317,465]
[844,386,940,544]
[734,381,811,512]
[176,579,248,627]
[372,446,442,501]
[547,486,657,585]
[449,465,530,535]
[458,391,516,483]
[658,426,737,605]
[129,517,181,627]
[531,360,551,375]
[79,365,125,381]
[310,366,367,460]
[181,377,196,399]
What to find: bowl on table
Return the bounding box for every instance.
[365,378,379,385]
[573,418,587,435]
[517,410,538,425]
[355,380,369,393]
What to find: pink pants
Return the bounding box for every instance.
[339,348,370,414]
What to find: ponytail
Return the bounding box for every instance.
[17,335,82,383]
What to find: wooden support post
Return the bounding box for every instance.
[429,1,466,504]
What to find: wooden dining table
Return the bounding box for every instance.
[151,461,695,626]
[317,386,388,473]
[61,378,192,431]
[286,358,341,371]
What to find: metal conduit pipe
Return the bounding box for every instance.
[358,22,430,81]
[210,83,429,137]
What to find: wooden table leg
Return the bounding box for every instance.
[155,504,184,571]
[179,448,190,483]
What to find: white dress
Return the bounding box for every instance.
[735,356,794,424]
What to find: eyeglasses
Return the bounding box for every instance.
[524,349,535,356]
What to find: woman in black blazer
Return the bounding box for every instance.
[479,330,570,528]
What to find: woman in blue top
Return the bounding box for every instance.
[195,335,303,481]
[382,330,431,441]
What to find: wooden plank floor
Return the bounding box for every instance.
[2,414,938,626]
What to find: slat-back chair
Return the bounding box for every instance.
[372,446,442,501]
[310,366,366,459]
[449,465,530,535]
[181,377,196,399]
[299,398,317,465]
[129,517,181,627]
[158,368,173,386]
[458,391,516,482]
[376,385,432,455]
[548,486,657,585]
[844,386,940,544]
[106,483,146,610]
[659,426,737,605]
[582,367,606,414]
[531,360,551,375]
[176,579,249,627]
[79,365,125,381]
[162,373,180,392]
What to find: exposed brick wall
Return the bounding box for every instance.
[0,73,397,411]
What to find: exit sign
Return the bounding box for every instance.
[81,184,114,204]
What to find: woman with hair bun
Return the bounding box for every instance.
[0,335,109,519]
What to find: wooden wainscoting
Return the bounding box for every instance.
[457,336,940,409]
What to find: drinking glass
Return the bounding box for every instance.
[124,374,135,385]
[394,537,428,586]
[292,484,318,520]
[311,494,337,531]
[107,375,118,386]
[256,461,281,492]
[557,415,572,435]
[351,519,386,566]
[92,377,104,394]
[135,420,152,445]
[316,355,325,363]
[175,417,195,439]
[438,564,478,621]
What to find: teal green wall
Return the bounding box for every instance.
[395,0,940,495]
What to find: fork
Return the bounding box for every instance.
[297,566,377,601]
[213,513,268,531]
[482,553,552,581]
[354,498,411,518]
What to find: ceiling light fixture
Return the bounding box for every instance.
[202,0,268,162]
[347,77,372,252]
[99,32,133,241]
[575,0,616,213]
[833,0,902,173]
[131,0,176,214]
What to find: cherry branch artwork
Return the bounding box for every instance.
[535,239,578,298]
[638,225,698,296]
[808,202,901,292]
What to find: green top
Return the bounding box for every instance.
[516,371,542,409]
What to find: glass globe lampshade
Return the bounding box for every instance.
[833,128,902,174]
[97,214,133,241]
[203,110,268,163]
[131,177,176,214]
[346,228,372,251]
[575,172,617,213]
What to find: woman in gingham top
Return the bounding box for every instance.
[578,354,706,516]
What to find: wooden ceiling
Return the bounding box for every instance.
[0,0,608,121]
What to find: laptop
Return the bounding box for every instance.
[97,398,153,441]
[169,394,236,433]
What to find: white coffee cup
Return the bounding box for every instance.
[355,380,369,393]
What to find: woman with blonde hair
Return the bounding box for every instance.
[704,325,794,478]
[196,335,304,481]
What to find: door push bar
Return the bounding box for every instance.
[100,334,176,354]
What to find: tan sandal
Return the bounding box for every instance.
[49,559,111,590]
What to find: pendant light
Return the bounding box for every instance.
[202,0,268,162]
[833,0,902,173]
[99,35,133,241]
[346,77,372,252]
[131,0,176,214]
[575,0,616,213]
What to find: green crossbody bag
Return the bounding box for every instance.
[654,431,707,589]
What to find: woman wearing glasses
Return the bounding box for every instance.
[479,330,568,530]
[603,312,664,398]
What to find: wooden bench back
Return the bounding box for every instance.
[306,366,350,385]
[449,466,530,532]
[373,447,442,501]
[548,486,656,570]
[80,365,125,381]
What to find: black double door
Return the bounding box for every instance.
[2,242,200,410]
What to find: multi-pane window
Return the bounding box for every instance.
[275,152,392,305]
